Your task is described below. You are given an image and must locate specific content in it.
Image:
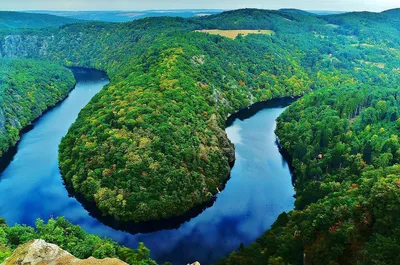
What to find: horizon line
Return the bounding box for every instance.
[2,8,397,13]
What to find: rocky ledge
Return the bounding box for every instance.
[1,239,127,265]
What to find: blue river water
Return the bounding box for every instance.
[0,68,294,265]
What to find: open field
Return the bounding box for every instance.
[195,29,275,39]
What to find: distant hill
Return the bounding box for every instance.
[192,8,323,31]
[28,10,224,23]
[0,11,83,29]
[382,8,400,18]
[280,8,316,16]
[309,10,346,15]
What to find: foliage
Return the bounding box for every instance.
[0,59,75,157]
[0,217,158,265]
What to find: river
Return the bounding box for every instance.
[0,68,294,265]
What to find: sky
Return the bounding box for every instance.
[0,0,398,12]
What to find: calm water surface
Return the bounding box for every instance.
[0,69,294,265]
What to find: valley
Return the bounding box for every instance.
[0,6,400,265]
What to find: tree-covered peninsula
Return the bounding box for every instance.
[42,12,311,222]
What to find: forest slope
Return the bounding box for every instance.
[0,59,74,158]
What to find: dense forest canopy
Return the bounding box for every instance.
[0,59,74,157]
[0,7,400,265]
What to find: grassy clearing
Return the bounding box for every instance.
[195,29,275,39]
[326,23,339,28]
[351,43,375,48]
[359,60,385,68]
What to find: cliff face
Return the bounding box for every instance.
[0,35,50,58]
[1,239,128,265]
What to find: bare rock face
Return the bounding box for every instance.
[0,35,50,58]
[0,108,6,134]
[1,239,128,265]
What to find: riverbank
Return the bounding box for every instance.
[0,60,75,173]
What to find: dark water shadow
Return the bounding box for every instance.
[66,186,217,234]
[276,139,297,187]
[0,143,18,174]
[226,97,298,127]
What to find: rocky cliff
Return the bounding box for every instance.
[1,239,128,265]
[0,35,50,58]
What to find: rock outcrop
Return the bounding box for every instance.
[1,239,128,265]
[0,35,51,58]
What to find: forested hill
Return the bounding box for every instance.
[279,8,316,16]
[0,11,83,29]
[382,8,400,18]
[1,8,400,264]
